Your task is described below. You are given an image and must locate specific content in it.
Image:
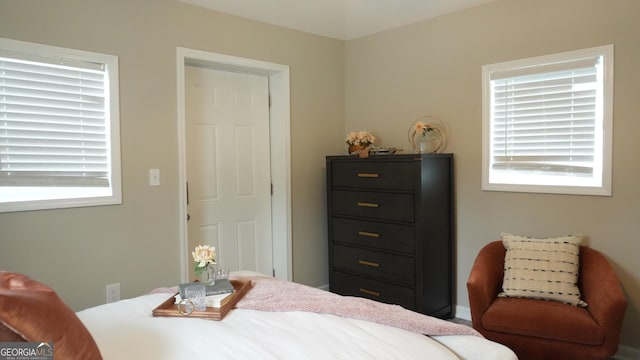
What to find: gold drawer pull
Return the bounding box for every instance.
[358,260,380,268]
[359,288,380,297]
[358,231,380,238]
[357,202,379,208]
[357,173,379,178]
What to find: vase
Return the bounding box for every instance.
[417,135,429,154]
[410,131,436,154]
[348,144,366,155]
[199,265,216,285]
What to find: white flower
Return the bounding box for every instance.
[192,245,216,269]
[345,131,376,146]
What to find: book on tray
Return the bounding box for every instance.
[178,279,235,298]
[204,292,234,308]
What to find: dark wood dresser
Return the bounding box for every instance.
[326,154,453,318]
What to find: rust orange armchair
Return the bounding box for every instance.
[467,241,627,360]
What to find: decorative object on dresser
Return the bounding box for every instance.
[345,130,376,158]
[369,147,400,155]
[408,116,447,154]
[326,154,454,319]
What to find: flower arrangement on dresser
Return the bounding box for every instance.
[408,117,447,154]
[414,121,434,136]
[345,131,376,158]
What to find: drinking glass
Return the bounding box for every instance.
[184,284,206,311]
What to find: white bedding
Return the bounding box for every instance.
[77,277,517,359]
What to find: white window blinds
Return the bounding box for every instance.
[490,57,600,177]
[482,45,613,196]
[0,53,110,187]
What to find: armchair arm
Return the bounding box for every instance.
[466,241,506,331]
[579,246,627,354]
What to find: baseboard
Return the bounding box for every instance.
[611,345,640,360]
[455,305,471,321]
[317,283,329,291]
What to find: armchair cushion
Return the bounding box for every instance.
[483,297,603,345]
[500,233,586,306]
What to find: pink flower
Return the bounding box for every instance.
[415,121,433,136]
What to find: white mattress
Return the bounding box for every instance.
[77,292,516,359]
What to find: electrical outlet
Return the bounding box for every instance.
[106,283,120,303]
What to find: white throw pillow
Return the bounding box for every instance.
[499,233,587,307]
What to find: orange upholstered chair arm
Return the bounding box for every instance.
[578,246,627,353]
[466,241,505,330]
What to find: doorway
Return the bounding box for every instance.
[176,48,292,282]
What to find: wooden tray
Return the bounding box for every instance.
[152,279,252,320]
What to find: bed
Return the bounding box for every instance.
[0,271,517,359]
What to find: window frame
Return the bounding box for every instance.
[482,45,614,196]
[0,38,121,212]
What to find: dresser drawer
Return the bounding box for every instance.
[331,190,414,222]
[331,161,415,190]
[331,271,416,309]
[332,218,414,253]
[332,244,415,285]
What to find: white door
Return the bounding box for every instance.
[185,66,272,279]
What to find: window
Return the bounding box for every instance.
[482,45,613,196]
[0,38,121,212]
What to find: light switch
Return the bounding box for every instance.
[149,168,160,186]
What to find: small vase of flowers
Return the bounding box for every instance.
[408,117,446,154]
[413,121,433,153]
[345,131,376,157]
[192,244,217,285]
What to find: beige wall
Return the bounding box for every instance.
[345,0,639,351]
[0,0,344,310]
[1,0,638,354]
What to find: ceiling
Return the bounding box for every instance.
[178,0,496,40]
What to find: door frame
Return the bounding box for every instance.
[176,47,292,282]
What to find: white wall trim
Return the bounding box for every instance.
[611,345,640,360]
[455,305,471,321]
[176,47,292,283]
[317,283,330,291]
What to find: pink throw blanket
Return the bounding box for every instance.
[234,276,480,337]
[150,276,480,337]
